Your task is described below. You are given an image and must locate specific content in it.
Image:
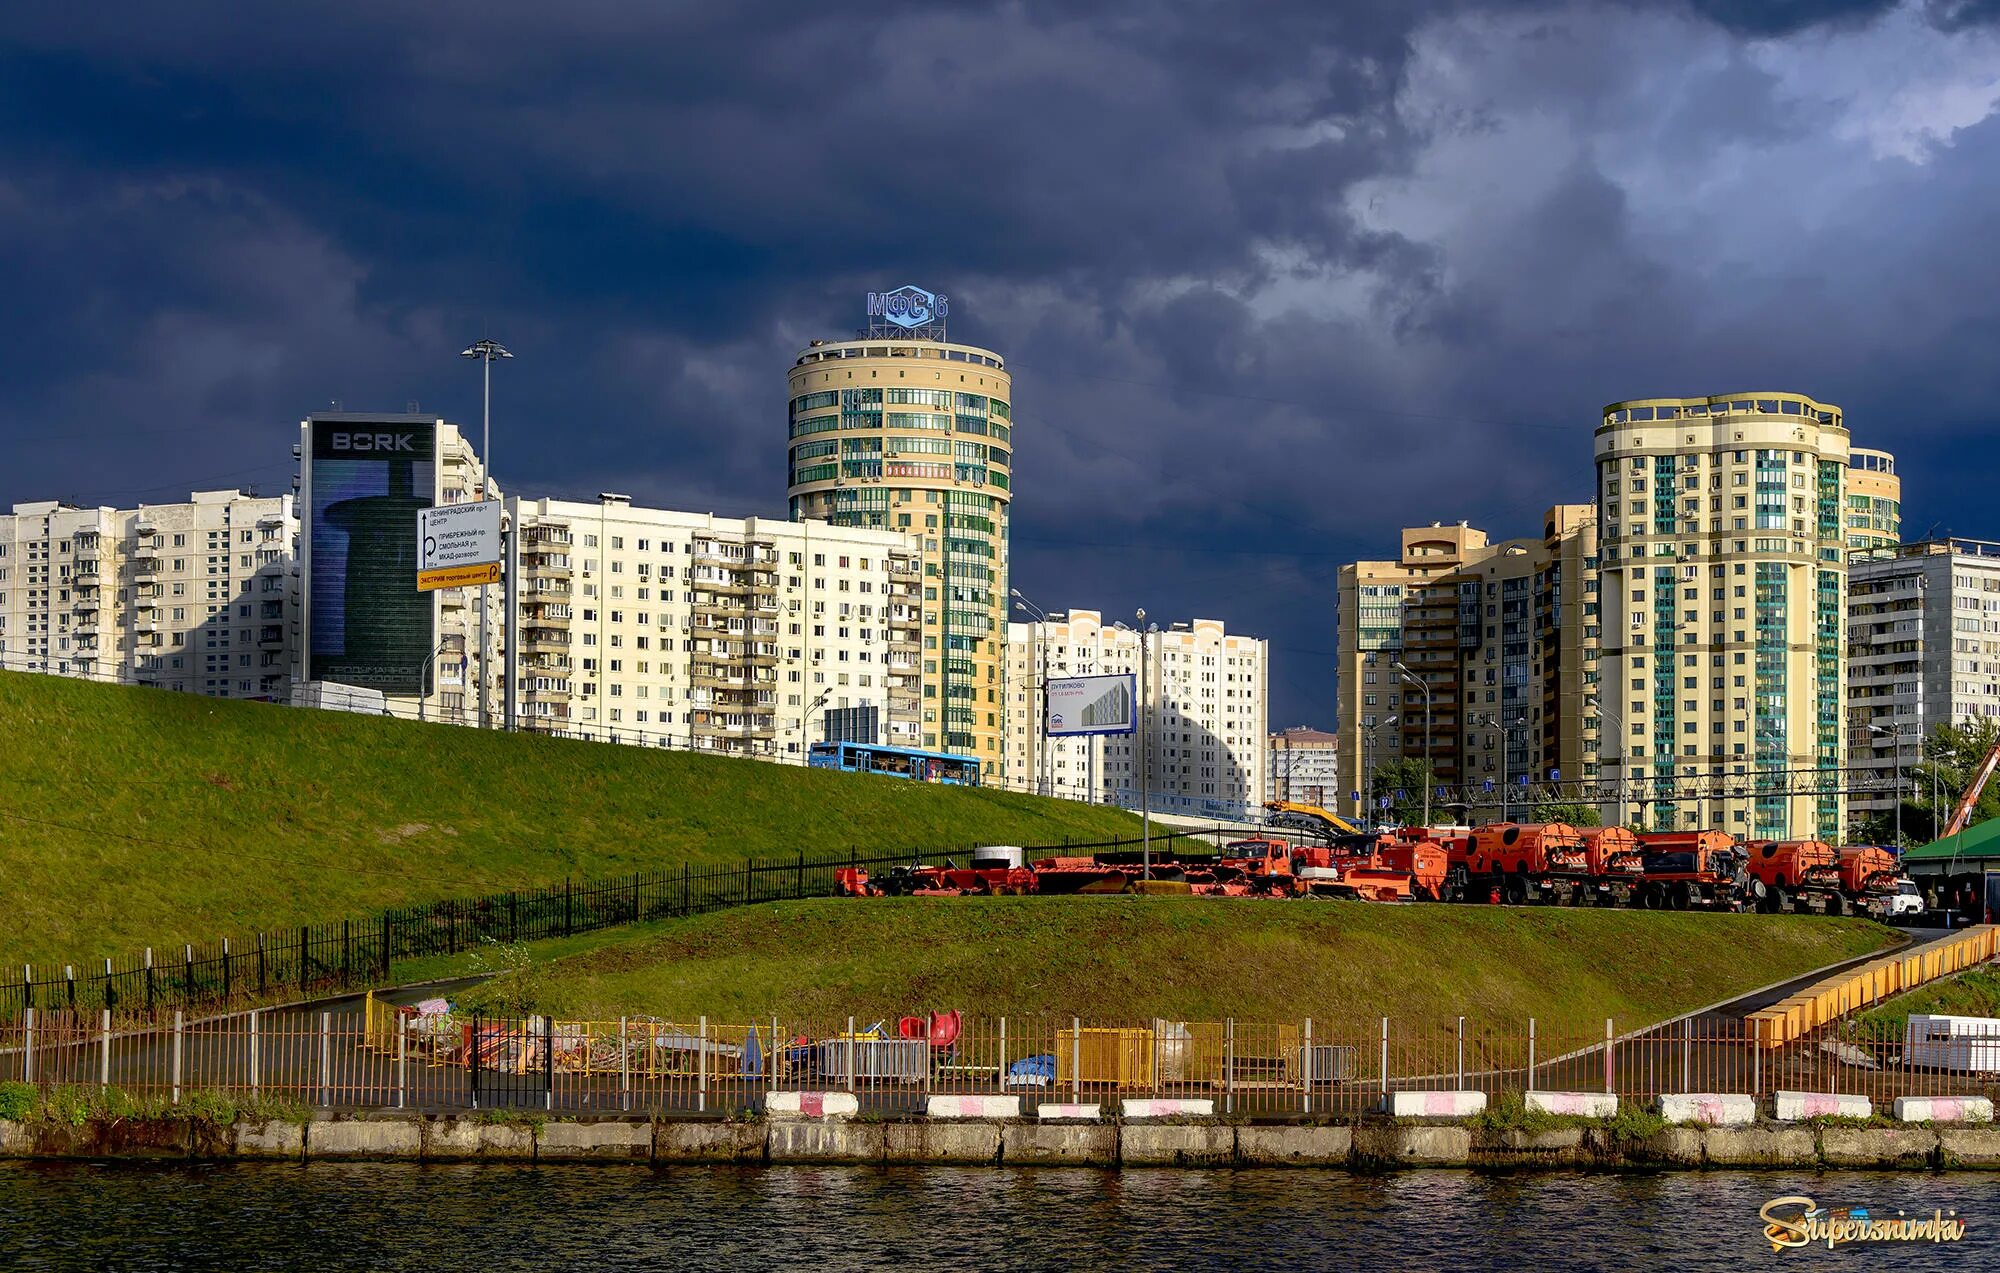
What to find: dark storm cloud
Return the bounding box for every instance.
[4,0,1999,725]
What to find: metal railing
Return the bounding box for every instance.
[2,835,1181,1024]
[9,1006,2000,1118]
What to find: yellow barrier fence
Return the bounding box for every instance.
[1746,925,1999,1048]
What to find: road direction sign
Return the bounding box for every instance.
[417,502,502,592]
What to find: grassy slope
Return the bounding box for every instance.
[469,898,1894,1036]
[0,672,1155,965]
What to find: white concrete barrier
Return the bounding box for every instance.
[1037,1103,1103,1122]
[925,1095,1020,1120]
[1772,1090,1871,1122]
[1892,1095,1994,1124]
[1383,1090,1488,1118]
[1657,1093,1757,1127]
[1526,1091,1618,1118]
[1120,1099,1215,1119]
[765,1091,860,1120]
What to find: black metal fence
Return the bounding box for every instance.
[4,836,1174,1023]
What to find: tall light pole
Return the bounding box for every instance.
[1012,590,1052,797]
[460,338,512,731]
[1868,722,1906,847]
[1587,695,1623,829]
[1393,661,1431,828]
[1363,714,1398,828]
[1137,608,1154,879]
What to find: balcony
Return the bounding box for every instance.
[131,555,161,575]
[259,626,285,647]
[520,629,571,654]
[72,560,101,581]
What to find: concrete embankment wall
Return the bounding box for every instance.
[11,1115,2000,1169]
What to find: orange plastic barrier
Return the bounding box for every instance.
[1746,925,1998,1048]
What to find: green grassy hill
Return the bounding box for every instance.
[0,672,1155,965]
[465,898,1895,1036]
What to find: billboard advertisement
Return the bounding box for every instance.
[1046,673,1136,737]
[305,418,437,693]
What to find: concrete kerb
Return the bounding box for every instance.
[1772,1091,1872,1122]
[1526,1091,1618,1119]
[1893,1095,1995,1125]
[1657,1094,1757,1127]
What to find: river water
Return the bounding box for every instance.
[0,1163,1990,1270]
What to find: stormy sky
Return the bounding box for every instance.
[6,1,2000,727]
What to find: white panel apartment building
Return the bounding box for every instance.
[510,495,924,759]
[1005,610,1268,814]
[1847,538,2000,826]
[0,490,298,698]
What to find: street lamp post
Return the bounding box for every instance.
[1868,722,1907,847]
[1012,591,1052,797]
[1363,715,1398,829]
[1138,609,1154,879]
[1392,661,1432,828]
[460,338,512,731]
[1587,696,1623,829]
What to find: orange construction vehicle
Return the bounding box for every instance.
[1634,830,1747,910]
[1289,832,1447,901]
[1744,839,1844,913]
[1188,838,1301,896]
[1464,822,1589,905]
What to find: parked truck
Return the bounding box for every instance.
[1462,822,1590,905]
[1634,830,1749,910]
[1745,839,1899,916]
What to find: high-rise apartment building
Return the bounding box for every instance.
[509,495,922,759]
[295,414,501,723]
[0,490,298,698]
[1847,448,1901,552]
[1336,509,1601,822]
[1267,727,1340,805]
[1004,610,1267,814]
[786,290,1012,778]
[1846,538,2000,829]
[1595,392,1850,839]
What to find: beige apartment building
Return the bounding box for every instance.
[1336,508,1601,823]
[0,490,298,698]
[510,495,924,760]
[1005,610,1267,814]
[1847,448,1902,553]
[786,321,1012,779]
[1595,392,1850,839]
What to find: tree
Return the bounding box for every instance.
[1904,717,2000,843]
[1366,756,1438,826]
[1530,800,1602,828]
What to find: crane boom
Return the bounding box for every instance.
[1263,799,1362,839]
[1944,739,2000,839]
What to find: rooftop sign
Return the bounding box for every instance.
[866,284,949,339]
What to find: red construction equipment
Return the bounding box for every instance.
[1942,737,2000,839]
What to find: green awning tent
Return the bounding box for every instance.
[1903,817,2000,871]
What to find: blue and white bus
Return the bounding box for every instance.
[807,741,982,786]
